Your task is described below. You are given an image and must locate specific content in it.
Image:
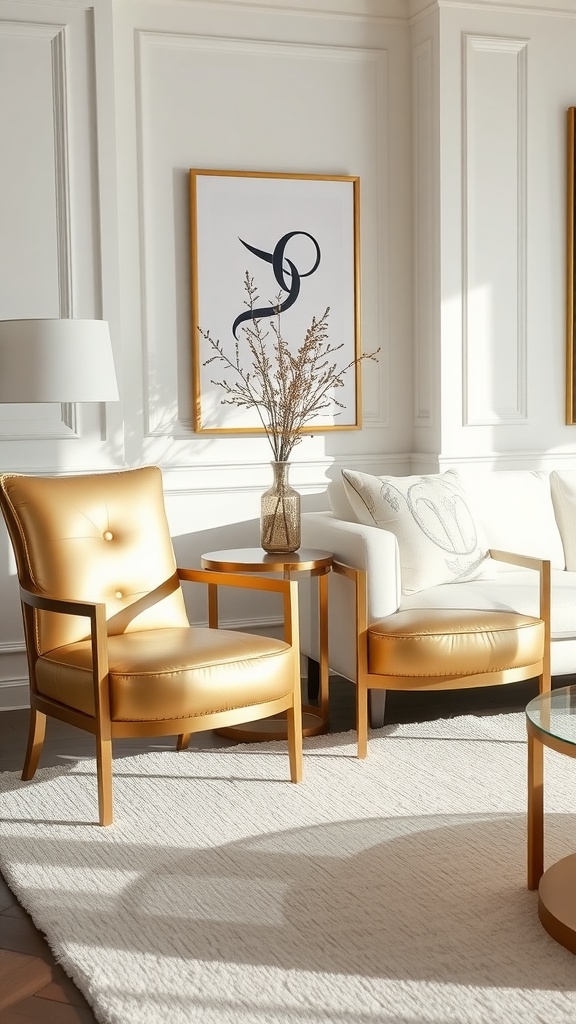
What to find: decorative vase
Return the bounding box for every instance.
[260,461,301,554]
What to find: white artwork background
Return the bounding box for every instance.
[192,173,359,432]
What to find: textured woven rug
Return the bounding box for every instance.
[1,713,576,1024]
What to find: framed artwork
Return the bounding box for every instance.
[567,108,576,424]
[190,169,360,434]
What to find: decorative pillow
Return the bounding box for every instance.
[550,470,576,569]
[327,479,358,523]
[341,468,494,594]
[462,469,566,571]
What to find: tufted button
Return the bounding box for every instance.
[115,591,123,600]
[103,531,113,541]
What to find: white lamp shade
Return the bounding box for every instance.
[0,319,119,402]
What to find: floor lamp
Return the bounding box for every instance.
[0,318,119,403]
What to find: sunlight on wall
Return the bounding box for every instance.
[464,281,494,421]
[165,493,258,539]
[5,544,17,578]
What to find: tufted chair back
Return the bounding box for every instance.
[0,467,189,654]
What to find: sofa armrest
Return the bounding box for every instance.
[299,512,401,682]
[300,512,401,620]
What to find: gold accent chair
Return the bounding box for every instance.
[0,467,303,825]
[334,551,551,758]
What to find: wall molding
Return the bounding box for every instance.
[131,0,408,24]
[436,450,576,469]
[0,18,80,441]
[410,0,576,21]
[160,452,411,493]
[462,33,528,426]
[135,29,390,440]
[52,26,74,319]
[0,680,29,713]
[413,37,436,427]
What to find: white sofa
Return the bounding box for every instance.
[300,469,576,720]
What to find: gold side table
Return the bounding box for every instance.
[200,547,332,741]
[526,684,576,953]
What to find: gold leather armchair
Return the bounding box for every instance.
[335,550,551,758]
[0,467,303,824]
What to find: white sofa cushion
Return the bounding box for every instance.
[458,469,566,571]
[550,470,576,570]
[341,468,493,595]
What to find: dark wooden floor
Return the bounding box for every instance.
[0,673,553,1023]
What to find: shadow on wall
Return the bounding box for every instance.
[171,482,332,564]
[171,505,325,630]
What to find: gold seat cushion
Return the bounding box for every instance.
[35,627,294,721]
[367,608,544,678]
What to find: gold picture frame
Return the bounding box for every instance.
[567,107,576,423]
[189,169,361,435]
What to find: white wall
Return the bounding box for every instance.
[411,0,576,470]
[0,0,411,708]
[2,0,576,709]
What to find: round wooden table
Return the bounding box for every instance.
[200,547,332,740]
[526,684,576,952]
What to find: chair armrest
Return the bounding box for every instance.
[19,585,106,621]
[488,549,550,573]
[19,585,110,718]
[488,549,551,688]
[177,567,299,648]
[488,548,551,618]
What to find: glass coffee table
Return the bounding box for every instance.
[526,684,576,953]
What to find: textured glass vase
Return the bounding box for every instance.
[260,461,301,554]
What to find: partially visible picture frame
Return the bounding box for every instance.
[189,169,360,434]
[567,107,576,424]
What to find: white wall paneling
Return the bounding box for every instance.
[413,37,435,427]
[132,26,394,463]
[462,34,528,426]
[0,19,64,321]
[429,1,576,462]
[6,0,576,708]
[0,0,122,471]
[410,2,440,461]
[0,19,72,442]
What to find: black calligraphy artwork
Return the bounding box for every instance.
[232,231,321,339]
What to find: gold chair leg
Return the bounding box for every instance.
[176,733,191,751]
[21,709,46,781]
[286,700,303,783]
[96,737,113,826]
[357,682,369,759]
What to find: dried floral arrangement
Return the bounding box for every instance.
[200,272,380,462]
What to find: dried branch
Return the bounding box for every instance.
[201,272,380,462]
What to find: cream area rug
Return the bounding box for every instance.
[1,713,576,1024]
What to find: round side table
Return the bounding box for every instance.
[526,684,576,952]
[200,547,332,740]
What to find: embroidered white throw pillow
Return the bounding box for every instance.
[341,468,494,594]
[550,470,576,569]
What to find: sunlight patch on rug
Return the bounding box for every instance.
[1,714,576,1024]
